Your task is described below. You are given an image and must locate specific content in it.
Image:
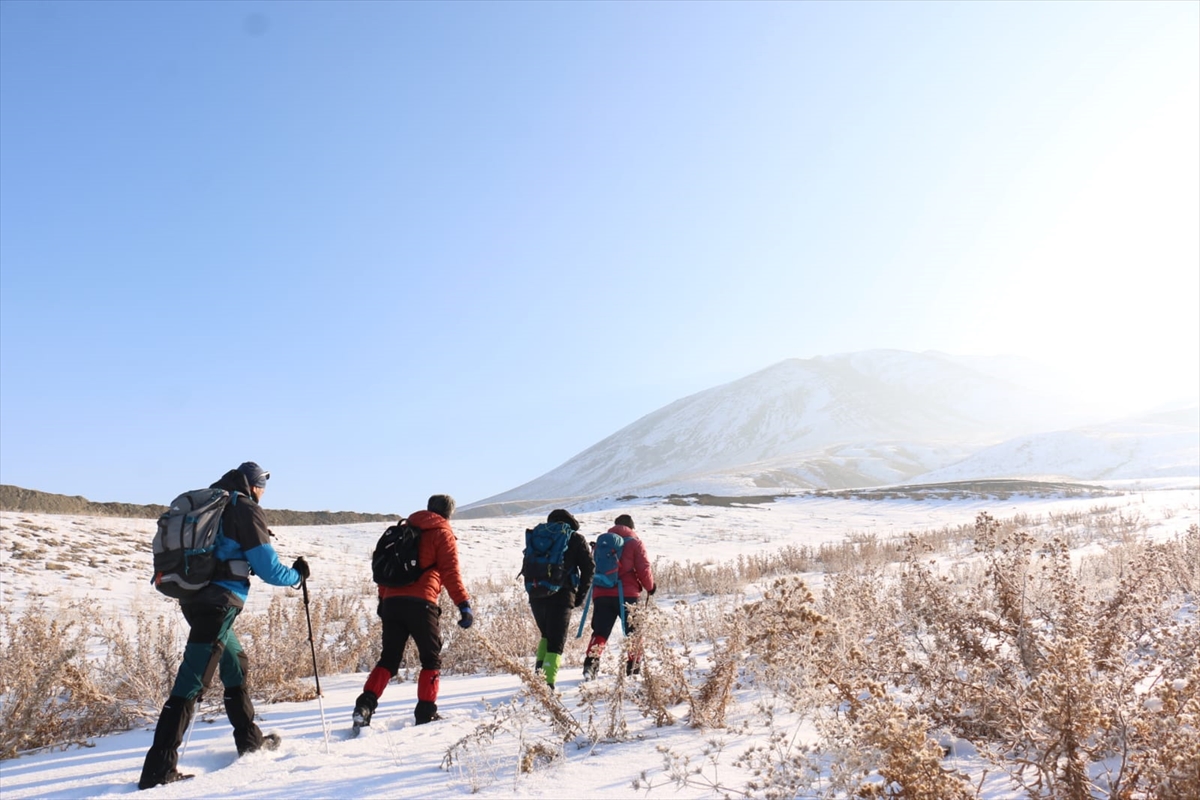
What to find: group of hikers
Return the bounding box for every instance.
[138,461,656,790]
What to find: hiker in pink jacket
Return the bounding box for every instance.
[583,513,656,679]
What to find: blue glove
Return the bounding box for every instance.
[458,603,474,629]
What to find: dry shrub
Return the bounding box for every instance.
[1119,657,1200,799]
[1170,523,1200,592]
[577,665,632,743]
[652,557,742,596]
[96,610,182,711]
[441,631,581,791]
[471,628,581,740]
[891,512,1199,798]
[236,597,319,703]
[818,695,977,799]
[665,592,741,643]
[758,570,979,798]
[312,589,377,673]
[438,584,545,675]
[439,696,529,792]
[651,526,974,600]
[0,604,137,758]
[519,740,561,773]
[688,617,744,729]
[628,600,688,728]
[738,576,830,718]
[237,587,380,702]
[731,731,823,800]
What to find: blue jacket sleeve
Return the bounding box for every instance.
[244,542,302,587]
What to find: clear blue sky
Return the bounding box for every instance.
[2,1,1197,514]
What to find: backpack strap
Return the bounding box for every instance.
[215,490,250,581]
[617,580,627,635]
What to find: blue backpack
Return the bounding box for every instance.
[583,531,631,635]
[592,532,626,590]
[576,531,633,639]
[523,521,573,597]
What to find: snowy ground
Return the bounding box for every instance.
[1,484,1197,799]
[0,667,1035,800]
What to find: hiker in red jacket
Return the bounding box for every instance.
[584,513,656,679]
[352,494,472,728]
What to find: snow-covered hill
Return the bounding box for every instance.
[913,406,1200,484]
[467,351,1197,512]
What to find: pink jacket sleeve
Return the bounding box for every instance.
[623,537,655,595]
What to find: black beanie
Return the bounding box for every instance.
[547,508,579,531]
[427,494,456,519]
[615,513,634,529]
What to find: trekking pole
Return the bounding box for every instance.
[575,585,593,638]
[179,702,198,759]
[301,576,331,752]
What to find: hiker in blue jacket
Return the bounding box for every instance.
[138,462,310,790]
[526,509,594,689]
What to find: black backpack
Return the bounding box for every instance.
[151,487,235,599]
[371,519,427,587]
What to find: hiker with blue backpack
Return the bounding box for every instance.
[522,509,594,688]
[583,513,656,680]
[139,462,310,790]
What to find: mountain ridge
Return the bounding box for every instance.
[0,485,397,526]
[468,350,1199,512]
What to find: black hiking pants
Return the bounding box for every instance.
[377,597,443,673]
[590,595,641,639]
[529,590,573,655]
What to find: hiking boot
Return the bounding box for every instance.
[534,660,544,674]
[138,770,194,790]
[352,704,373,728]
[138,695,195,790]
[352,691,378,728]
[626,660,641,677]
[414,700,440,725]
[582,657,598,681]
[239,732,281,756]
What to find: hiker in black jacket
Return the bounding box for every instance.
[528,509,594,688]
[138,462,309,791]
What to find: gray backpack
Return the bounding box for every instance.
[151,488,246,599]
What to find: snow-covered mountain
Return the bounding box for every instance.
[467,350,1196,513]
